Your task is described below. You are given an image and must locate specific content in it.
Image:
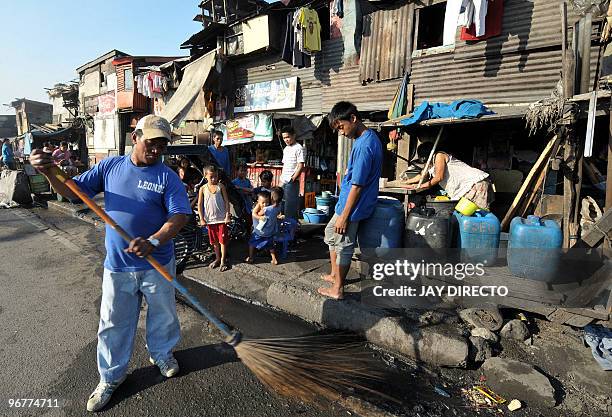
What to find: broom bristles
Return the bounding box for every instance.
[233,333,396,406]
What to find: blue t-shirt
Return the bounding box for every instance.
[232,177,253,209]
[73,155,192,272]
[2,143,14,163]
[335,129,382,222]
[208,145,231,174]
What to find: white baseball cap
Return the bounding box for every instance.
[135,115,172,141]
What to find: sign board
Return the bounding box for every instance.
[97,92,116,115]
[234,76,297,113]
[223,114,273,146]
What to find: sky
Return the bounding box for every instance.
[0,1,203,115]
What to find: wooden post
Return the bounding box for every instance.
[607,105,612,210]
[581,13,593,94]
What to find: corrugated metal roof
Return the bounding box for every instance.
[359,3,414,83]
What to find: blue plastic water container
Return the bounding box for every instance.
[454,211,500,266]
[315,196,336,219]
[357,197,404,257]
[508,215,562,282]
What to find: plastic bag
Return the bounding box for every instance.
[568,0,610,18]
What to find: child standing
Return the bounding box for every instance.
[198,165,231,272]
[232,163,254,212]
[246,187,283,265]
[253,169,273,195]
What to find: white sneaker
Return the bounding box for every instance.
[86,376,126,412]
[149,355,179,378]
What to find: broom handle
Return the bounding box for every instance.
[416,126,444,190]
[48,166,235,339]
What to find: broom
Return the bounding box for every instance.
[48,166,390,406]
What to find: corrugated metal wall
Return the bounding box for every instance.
[410,0,596,106]
[359,3,414,83]
[232,0,599,114]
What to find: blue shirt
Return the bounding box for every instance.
[232,177,253,209]
[73,155,192,272]
[335,129,382,222]
[2,143,14,163]
[208,145,231,174]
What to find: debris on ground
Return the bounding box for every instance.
[482,357,556,407]
[469,336,493,363]
[507,399,522,411]
[459,307,504,331]
[433,386,451,398]
[500,319,531,341]
[460,385,505,409]
[471,327,499,343]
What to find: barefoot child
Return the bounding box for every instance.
[198,165,231,272]
[246,187,283,265]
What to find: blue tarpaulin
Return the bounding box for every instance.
[399,100,495,126]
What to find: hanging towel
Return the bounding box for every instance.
[443,0,463,45]
[461,0,504,41]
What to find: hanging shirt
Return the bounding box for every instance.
[208,145,231,175]
[443,0,463,45]
[460,0,504,41]
[299,8,321,53]
[458,0,488,38]
[73,155,192,272]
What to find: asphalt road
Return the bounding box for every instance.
[0,208,351,417]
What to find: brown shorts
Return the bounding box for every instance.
[463,180,494,210]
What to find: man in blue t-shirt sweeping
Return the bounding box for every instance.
[30,115,192,412]
[319,102,382,300]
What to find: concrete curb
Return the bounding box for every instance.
[266,281,469,368]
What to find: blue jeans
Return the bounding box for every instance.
[97,258,180,382]
[282,181,300,221]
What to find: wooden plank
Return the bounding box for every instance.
[563,314,594,327]
[501,135,559,230]
[581,208,612,247]
[607,106,612,210]
[547,308,577,324]
[563,307,610,321]
[563,141,576,248]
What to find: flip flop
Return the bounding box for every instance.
[209,260,220,269]
[220,264,230,272]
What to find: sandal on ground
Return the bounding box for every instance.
[220,264,230,272]
[209,260,220,269]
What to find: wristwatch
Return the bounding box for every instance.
[147,237,160,248]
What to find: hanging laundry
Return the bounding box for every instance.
[461,0,504,41]
[443,0,463,45]
[136,71,169,99]
[458,0,488,38]
[282,11,311,68]
[298,7,321,53]
[332,0,344,18]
